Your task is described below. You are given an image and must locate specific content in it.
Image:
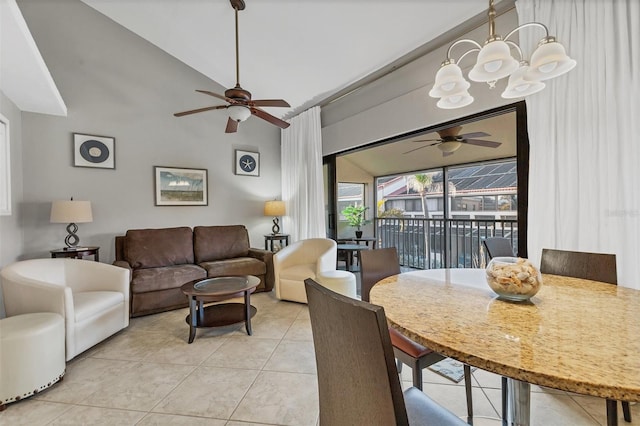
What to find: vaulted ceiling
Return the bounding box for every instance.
[4,0,508,119]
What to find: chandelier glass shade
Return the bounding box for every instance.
[430,0,575,109]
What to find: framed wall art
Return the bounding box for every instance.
[234,149,260,176]
[154,166,208,206]
[73,133,115,169]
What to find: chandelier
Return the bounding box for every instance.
[429,0,576,109]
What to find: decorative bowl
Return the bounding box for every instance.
[485,257,542,302]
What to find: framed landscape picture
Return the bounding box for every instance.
[154,166,208,206]
[73,133,115,169]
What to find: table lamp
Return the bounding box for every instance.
[50,198,93,249]
[264,200,285,235]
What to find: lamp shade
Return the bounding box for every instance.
[468,40,519,83]
[264,200,285,217]
[50,200,93,223]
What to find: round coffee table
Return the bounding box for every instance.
[180,275,259,343]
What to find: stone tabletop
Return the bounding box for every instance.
[370,268,640,402]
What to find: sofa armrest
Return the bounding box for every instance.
[113,260,133,282]
[248,248,274,291]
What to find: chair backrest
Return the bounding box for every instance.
[482,237,515,259]
[359,247,401,302]
[304,278,409,425]
[540,248,617,285]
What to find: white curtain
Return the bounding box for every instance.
[281,106,326,242]
[518,0,640,288]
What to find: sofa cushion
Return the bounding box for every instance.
[200,257,266,278]
[194,225,250,263]
[131,264,206,294]
[73,291,124,322]
[125,227,194,269]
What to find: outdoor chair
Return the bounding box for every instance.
[482,236,516,421]
[540,248,631,424]
[482,237,516,259]
[304,278,466,426]
[360,247,473,422]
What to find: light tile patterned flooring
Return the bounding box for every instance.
[1,291,636,425]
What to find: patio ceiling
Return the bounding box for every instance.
[339,110,517,177]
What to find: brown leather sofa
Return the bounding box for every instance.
[114,225,274,317]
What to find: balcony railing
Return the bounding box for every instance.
[375,217,518,269]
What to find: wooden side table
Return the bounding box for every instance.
[264,234,289,252]
[50,246,100,262]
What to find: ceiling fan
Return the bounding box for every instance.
[403,125,502,157]
[173,0,290,133]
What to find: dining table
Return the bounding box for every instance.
[369,268,640,426]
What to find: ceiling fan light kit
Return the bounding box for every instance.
[228,105,251,122]
[430,0,575,109]
[173,0,290,133]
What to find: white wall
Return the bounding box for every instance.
[0,91,24,317]
[16,0,282,263]
[321,9,519,155]
[336,156,374,239]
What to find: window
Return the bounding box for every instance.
[338,182,364,220]
[405,199,421,212]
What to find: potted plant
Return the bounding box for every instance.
[341,205,370,238]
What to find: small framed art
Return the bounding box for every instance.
[73,133,115,169]
[154,166,208,206]
[235,149,260,176]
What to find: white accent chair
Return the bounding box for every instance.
[273,238,337,303]
[1,258,130,361]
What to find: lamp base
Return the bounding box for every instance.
[64,223,80,248]
[271,217,281,235]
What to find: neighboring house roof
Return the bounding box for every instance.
[381,162,517,199]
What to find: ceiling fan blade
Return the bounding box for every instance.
[412,138,441,143]
[251,107,290,129]
[403,144,435,155]
[464,139,502,148]
[196,90,233,103]
[174,105,227,117]
[225,117,239,133]
[459,131,491,139]
[251,99,291,108]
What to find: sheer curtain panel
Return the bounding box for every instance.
[518,0,640,288]
[281,106,326,242]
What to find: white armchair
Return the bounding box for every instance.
[1,258,130,361]
[273,238,337,303]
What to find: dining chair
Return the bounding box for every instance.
[482,237,516,259]
[304,278,467,426]
[360,247,474,422]
[540,248,631,424]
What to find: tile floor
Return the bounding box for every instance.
[1,291,636,425]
